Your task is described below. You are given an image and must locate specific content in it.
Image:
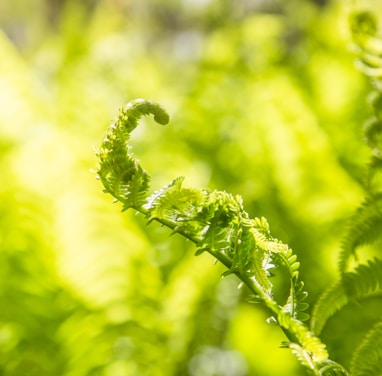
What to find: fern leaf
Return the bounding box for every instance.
[310,280,347,335]
[246,217,309,321]
[282,342,317,373]
[241,224,273,293]
[367,157,382,194]
[121,167,151,210]
[281,319,329,371]
[350,11,381,77]
[148,178,207,224]
[289,319,329,363]
[312,258,382,335]
[252,228,309,321]
[97,149,149,206]
[338,194,382,273]
[350,320,382,376]
[343,257,382,298]
[97,99,169,210]
[196,221,234,257]
[342,12,382,276]
[283,280,310,322]
[145,176,184,210]
[116,98,170,132]
[349,11,378,38]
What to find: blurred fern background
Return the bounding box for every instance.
[0,0,378,375]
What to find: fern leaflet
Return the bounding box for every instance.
[338,195,382,274]
[337,13,382,274]
[310,280,347,335]
[311,258,382,335]
[350,320,382,376]
[343,257,382,298]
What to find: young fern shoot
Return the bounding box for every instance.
[96,98,348,375]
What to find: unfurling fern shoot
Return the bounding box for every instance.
[96,98,349,375]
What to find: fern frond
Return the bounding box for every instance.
[96,99,338,372]
[97,149,150,206]
[310,280,347,335]
[350,320,382,376]
[283,280,310,322]
[253,230,309,321]
[121,168,152,211]
[287,318,328,364]
[338,194,382,273]
[116,98,170,132]
[366,157,382,194]
[350,11,382,78]
[349,10,378,38]
[312,257,382,335]
[281,342,317,373]
[343,257,382,298]
[96,99,169,210]
[147,177,205,222]
[145,176,185,210]
[239,223,273,294]
[364,118,382,159]
[196,222,233,257]
[281,343,349,375]
[338,11,382,275]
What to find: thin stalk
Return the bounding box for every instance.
[135,204,299,346]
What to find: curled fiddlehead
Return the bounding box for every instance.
[97,99,169,210]
[96,98,350,375]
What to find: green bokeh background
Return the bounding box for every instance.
[0,0,379,375]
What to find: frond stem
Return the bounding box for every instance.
[135,205,298,345]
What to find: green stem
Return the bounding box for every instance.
[132,206,345,374]
[135,205,298,345]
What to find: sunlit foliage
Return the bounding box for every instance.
[0,0,380,375]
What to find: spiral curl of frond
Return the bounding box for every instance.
[96,99,169,210]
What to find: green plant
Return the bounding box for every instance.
[95,98,342,375]
[310,11,382,376]
[95,11,382,376]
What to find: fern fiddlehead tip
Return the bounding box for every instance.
[119,98,170,129]
[97,98,170,209]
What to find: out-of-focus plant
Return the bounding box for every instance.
[311,10,382,376]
